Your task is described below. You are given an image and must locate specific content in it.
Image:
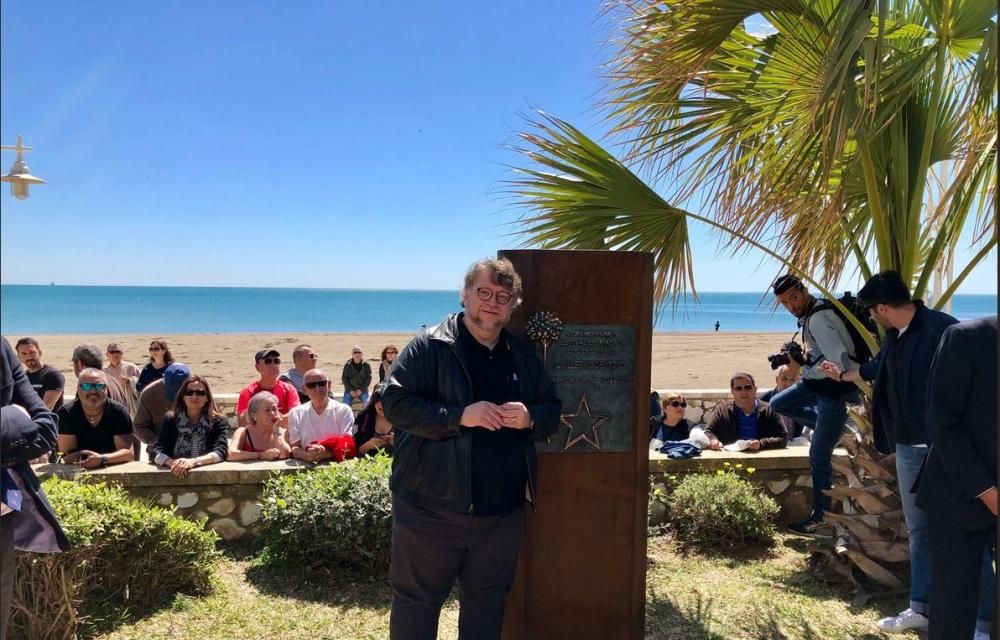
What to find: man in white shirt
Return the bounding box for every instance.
[286,368,356,463]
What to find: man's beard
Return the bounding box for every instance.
[467,308,505,333]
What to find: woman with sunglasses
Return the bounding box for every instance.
[649,391,693,446]
[228,391,290,461]
[152,374,229,477]
[354,383,395,457]
[378,345,399,383]
[136,339,175,394]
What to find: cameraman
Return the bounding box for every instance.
[767,274,861,537]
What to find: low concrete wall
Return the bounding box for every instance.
[649,448,847,525]
[38,389,829,539]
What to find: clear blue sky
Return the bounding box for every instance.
[1,2,995,294]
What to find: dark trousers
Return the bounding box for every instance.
[0,513,14,640]
[389,496,524,640]
[927,513,997,640]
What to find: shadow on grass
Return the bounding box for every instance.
[243,555,393,610]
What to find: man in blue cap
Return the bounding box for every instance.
[134,363,191,460]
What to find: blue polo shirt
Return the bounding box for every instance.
[737,400,760,440]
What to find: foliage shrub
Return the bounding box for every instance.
[665,466,779,549]
[12,477,220,640]
[259,454,393,575]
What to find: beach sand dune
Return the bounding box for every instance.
[24,331,788,397]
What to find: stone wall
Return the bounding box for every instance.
[37,460,312,541]
[37,389,829,539]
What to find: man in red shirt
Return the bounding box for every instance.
[236,349,300,427]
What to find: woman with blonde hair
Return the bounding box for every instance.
[650,391,693,446]
[229,391,290,461]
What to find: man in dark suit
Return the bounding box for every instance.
[1,337,69,639]
[916,316,997,640]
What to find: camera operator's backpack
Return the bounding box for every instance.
[803,291,879,364]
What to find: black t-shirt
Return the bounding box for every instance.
[27,365,65,411]
[458,316,526,517]
[57,399,133,454]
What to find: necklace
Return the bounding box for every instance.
[84,409,103,426]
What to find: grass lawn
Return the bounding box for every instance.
[93,535,908,640]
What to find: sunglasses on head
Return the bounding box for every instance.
[79,383,107,392]
[668,400,687,408]
[304,380,329,389]
[262,357,281,365]
[733,384,754,392]
[184,389,208,397]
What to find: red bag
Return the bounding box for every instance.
[314,434,357,462]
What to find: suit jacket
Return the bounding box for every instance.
[916,316,997,530]
[858,302,958,453]
[704,400,787,450]
[0,337,70,552]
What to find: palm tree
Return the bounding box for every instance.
[508,0,996,591]
[510,0,996,324]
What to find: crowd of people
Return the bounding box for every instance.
[0,260,995,640]
[9,338,400,476]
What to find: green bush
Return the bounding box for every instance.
[259,454,393,575]
[666,468,779,549]
[12,477,220,640]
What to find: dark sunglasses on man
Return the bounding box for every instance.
[263,357,281,365]
[304,380,329,390]
[79,382,107,392]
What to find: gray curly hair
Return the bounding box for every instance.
[246,391,279,425]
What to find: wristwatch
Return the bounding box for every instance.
[99,455,108,468]
[837,371,845,381]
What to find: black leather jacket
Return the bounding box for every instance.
[382,314,561,513]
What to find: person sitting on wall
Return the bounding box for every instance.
[649,391,693,445]
[134,363,191,459]
[704,373,787,452]
[228,391,291,461]
[286,368,356,463]
[759,365,812,442]
[57,368,134,469]
[151,374,229,477]
[354,383,395,457]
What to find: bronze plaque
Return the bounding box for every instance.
[533,323,634,453]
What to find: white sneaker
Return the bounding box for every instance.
[973,630,990,640]
[876,608,929,633]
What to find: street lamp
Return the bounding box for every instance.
[1,134,46,199]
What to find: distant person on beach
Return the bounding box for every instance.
[14,337,65,411]
[381,257,560,639]
[286,368,356,463]
[57,369,134,469]
[103,343,141,390]
[704,373,786,452]
[136,339,174,393]
[759,365,809,441]
[72,344,129,409]
[151,374,229,477]
[766,273,862,537]
[715,321,720,332]
[236,349,300,427]
[1,337,69,640]
[342,346,372,406]
[281,344,318,403]
[354,383,395,457]
[229,391,290,461]
[134,364,191,459]
[379,345,399,383]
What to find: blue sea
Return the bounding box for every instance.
[0,285,995,335]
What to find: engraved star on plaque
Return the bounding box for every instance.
[560,394,609,451]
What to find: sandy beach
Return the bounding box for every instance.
[19,331,788,397]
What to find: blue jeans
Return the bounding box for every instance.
[769,380,859,521]
[344,391,369,406]
[895,444,931,612]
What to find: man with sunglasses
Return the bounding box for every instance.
[236,349,300,428]
[56,369,134,470]
[381,257,560,640]
[704,373,787,452]
[281,344,319,403]
[286,369,356,463]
